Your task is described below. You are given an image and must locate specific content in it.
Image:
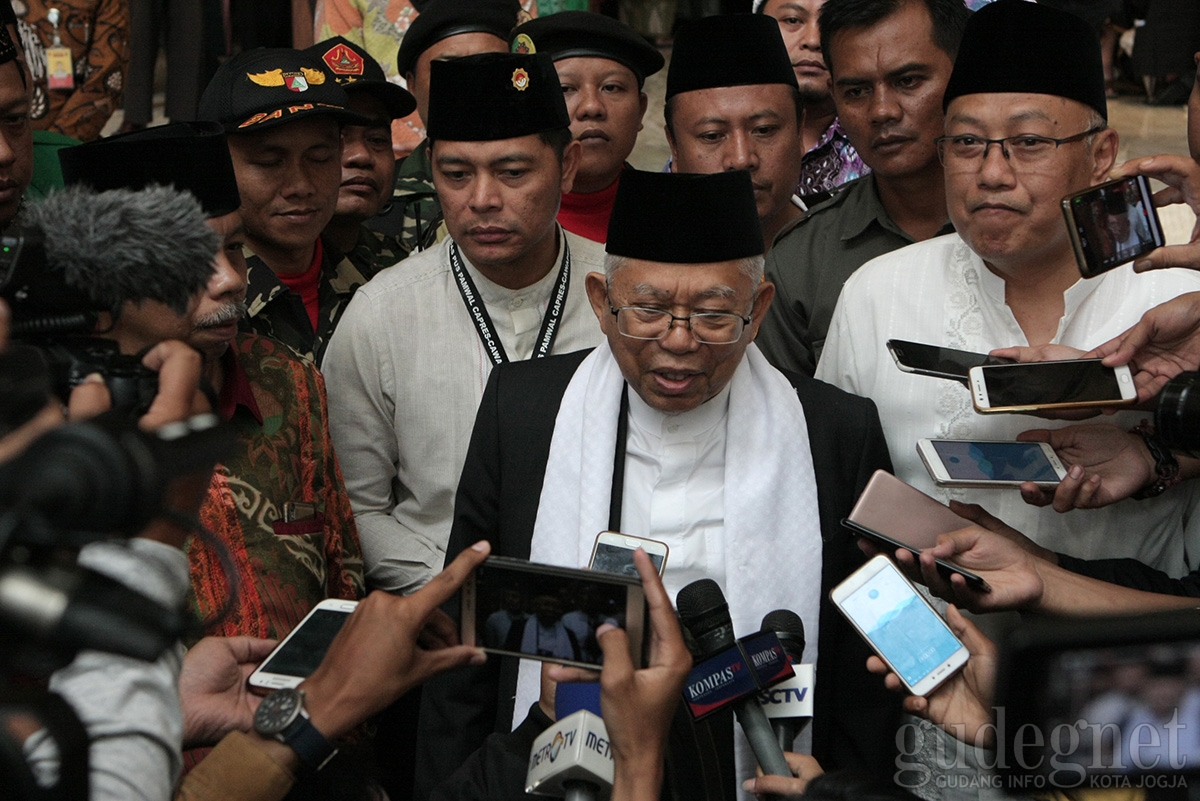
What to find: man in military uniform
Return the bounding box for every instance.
[756,0,967,376]
[365,0,519,254]
[198,48,373,364]
[306,36,416,275]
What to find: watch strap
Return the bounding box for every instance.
[282,710,338,772]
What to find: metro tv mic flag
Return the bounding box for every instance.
[526,683,612,800]
[676,579,793,780]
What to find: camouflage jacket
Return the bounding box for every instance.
[364,138,448,255]
[343,221,407,276]
[241,237,380,365]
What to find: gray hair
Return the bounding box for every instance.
[604,253,765,283]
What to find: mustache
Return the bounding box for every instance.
[195,299,247,329]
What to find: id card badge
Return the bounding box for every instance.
[46,47,74,89]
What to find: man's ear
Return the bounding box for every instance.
[560,139,583,195]
[1089,127,1120,183]
[637,91,648,133]
[585,271,611,330]
[747,279,775,342]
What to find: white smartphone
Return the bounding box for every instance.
[461,556,647,670]
[917,438,1068,488]
[831,554,969,696]
[247,598,359,690]
[967,359,1136,414]
[589,531,669,577]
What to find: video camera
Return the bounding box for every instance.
[1156,371,1200,455]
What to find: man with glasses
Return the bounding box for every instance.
[817,0,1200,579]
[420,168,901,799]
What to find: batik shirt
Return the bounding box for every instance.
[241,237,381,364]
[14,0,128,141]
[188,332,365,643]
[796,118,868,207]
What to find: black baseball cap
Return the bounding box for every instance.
[305,36,417,120]
[199,47,371,132]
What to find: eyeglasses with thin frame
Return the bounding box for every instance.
[934,126,1107,171]
[608,303,752,345]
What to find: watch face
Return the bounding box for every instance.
[255,688,303,736]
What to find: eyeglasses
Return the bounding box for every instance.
[609,304,751,344]
[934,126,1107,172]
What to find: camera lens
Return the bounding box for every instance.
[1156,371,1200,456]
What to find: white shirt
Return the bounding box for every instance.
[322,228,607,593]
[621,382,732,599]
[817,233,1200,575]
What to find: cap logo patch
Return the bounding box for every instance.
[511,67,530,91]
[247,67,328,91]
[511,34,535,55]
[323,43,365,76]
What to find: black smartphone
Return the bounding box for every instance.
[886,339,1015,386]
[461,556,647,670]
[1063,175,1165,278]
[841,519,990,593]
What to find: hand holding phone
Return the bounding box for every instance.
[1063,174,1165,278]
[590,531,668,576]
[917,439,1068,488]
[248,599,359,690]
[832,555,969,696]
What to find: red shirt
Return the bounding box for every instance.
[557,178,620,243]
[276,239,324,334]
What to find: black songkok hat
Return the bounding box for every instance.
[943,0,1107,121]
[666,14,796,101]
[58,121,241,218]
[304,36,417,119]
[199,47,370,132]
[510,12,664,87]
[607,170,763,262]
[396,0,520,76]
[426,52,568,142]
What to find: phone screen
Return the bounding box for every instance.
[932,440,1060,483]
[471,562,634,666]
[981,360,1123,407]
[590,542,666,576]
[839,563,963,690]
[890,340,1006,377]
[1067,176,1161,276]
[257,609,352,679]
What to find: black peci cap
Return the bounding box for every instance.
[666,14,796,101]
[510,11,663,87]
[59,121,242,218]
[607,169,763,262]
[199,47,371,132]
[943,0,1107,121]
[396,0,520,76]
[304,36,417,120]
[425,52,568,142]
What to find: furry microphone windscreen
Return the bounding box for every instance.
[20,185,220,316]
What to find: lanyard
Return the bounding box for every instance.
[448,238,571,365]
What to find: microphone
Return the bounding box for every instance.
[676,579,793,780]
[526,683,613,801]
[759,610,812,752]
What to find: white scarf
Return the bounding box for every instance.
[518,344,824,787]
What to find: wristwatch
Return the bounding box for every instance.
[253,687,338,772]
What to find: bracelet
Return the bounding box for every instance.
[1131,420,1182,500]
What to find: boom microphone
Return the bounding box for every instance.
[759,610,811,751]
[676,579,793,780]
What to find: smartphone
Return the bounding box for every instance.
[886,339,1014,385]
[968,359,1137,413]
[461,556,647,670]
[589,531,669,577]
[844,470,990,592]
[248,598,359,690]
[917,439,1068,488]
[831,554,969,696]
[1063,175,1165,278]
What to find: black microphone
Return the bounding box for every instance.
[760,610,809,752]
[676,579,793,780]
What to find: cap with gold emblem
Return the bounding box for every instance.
[199,47,371,132]
[303,36,416,120]
[509,11,664,88]
[425,52,568,142]
[395,0,522,77]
